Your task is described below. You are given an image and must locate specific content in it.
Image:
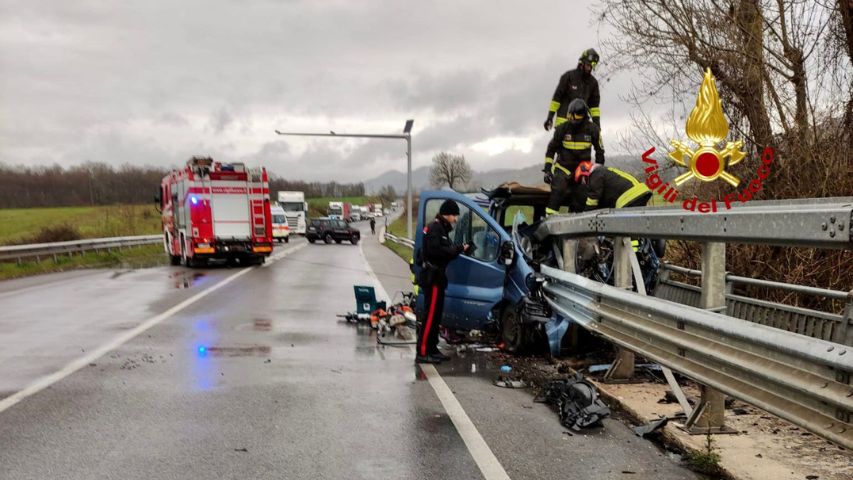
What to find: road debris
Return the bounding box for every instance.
[538,373,611,430]
[633,416,668,437]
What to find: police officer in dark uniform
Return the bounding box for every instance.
[544,48,601,130]
[416,200,470,364]
[543,98,605,215]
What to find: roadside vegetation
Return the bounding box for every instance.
[0,204,161,246]
[383,200,416,263]
[0,243,167,281]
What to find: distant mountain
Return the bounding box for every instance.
[364,154,641,194]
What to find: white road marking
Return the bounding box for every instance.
[359,234,511,480]
[421,364,512,480]
[359,239,391,303]
[0,242,306,415]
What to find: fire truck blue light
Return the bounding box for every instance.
[191,196,198,205]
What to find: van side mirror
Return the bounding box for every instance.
[499,240,514,266]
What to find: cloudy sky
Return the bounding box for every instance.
[0,0,643,182]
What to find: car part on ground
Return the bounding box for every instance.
[538,373,611,430]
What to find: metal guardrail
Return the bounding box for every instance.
[541,264,853,449]
[384,232,414,248]
[0,235,162,262]
[534,197,853,249]
[536,197,853,447]
[655,264,852,345]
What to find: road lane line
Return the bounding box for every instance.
[359,237,511,480]
[421,364,512,480]
[359,240,391,303]
[0,242,306,415]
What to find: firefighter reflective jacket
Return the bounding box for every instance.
[548,68,601,126]
[544,120,605,176]
[585,167,651,210]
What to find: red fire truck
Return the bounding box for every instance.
[157,156,273,267]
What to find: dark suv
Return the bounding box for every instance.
[306,218,360,245]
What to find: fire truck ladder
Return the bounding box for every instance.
[247,168,267,238]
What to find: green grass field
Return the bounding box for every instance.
[0,243,167,281]
[0,204,162,246]
[383,206,416,263]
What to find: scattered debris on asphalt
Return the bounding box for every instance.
[633,416,668,437]
[537,373,611,430]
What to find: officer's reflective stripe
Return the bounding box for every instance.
[586,197,599,207]
[544,157,554,165]
[615,183,651,208]
[631,239,639,252]
[607,167,642,186]
[562,141,592,150]
[549,101,561,113]
[555,116,567,125]
[552,163,571,175]
[545,207,560,215]
[589,107,601,117]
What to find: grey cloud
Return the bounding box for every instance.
[0,0,646,180]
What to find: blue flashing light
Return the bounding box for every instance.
[198,346,206,354]
[191,196,199,205]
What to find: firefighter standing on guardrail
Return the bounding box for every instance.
[543,48,601,130]
[416,200,470,364]
[543,99,605,215]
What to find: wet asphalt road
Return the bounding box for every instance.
[0,218,698,479]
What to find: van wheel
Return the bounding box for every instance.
[500,306,525,354]
[308,238,316,244]
[350,237,359,245]
[284,236,290,243]
[324,233,333,244]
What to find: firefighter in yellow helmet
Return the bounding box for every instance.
[544,48,601,130]
[543,98,604,215]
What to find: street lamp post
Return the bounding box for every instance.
[275,120,415,239]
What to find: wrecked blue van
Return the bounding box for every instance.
[412,184,662,357]
[412,187,570,356]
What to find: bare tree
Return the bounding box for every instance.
[596,0,852,306]
[377,184,397,204]
[429,152,472,190]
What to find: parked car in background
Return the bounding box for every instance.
[306,218,361,245]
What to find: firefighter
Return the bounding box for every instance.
[543,48,601,130]
[543,98,605,215]
[416,200,470,364]
[370,217,376,235]
[574,161,652,252]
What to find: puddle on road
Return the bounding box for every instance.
[171,271,206,289]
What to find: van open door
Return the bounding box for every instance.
[414,191,513,332]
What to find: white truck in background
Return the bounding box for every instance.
[277,191,308,235]
[373,203,384,217]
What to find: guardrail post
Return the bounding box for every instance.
[834,293,853,347]
[684,241,736,434]
[604,236,636,382]
[560,237,576,273]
